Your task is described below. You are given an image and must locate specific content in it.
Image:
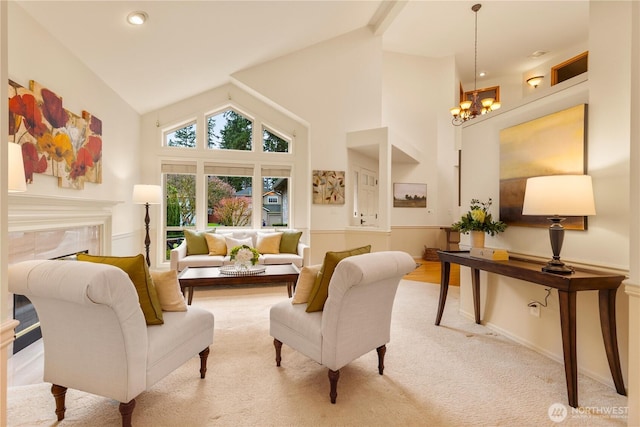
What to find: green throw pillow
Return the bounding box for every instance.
[305,245,371,313]
[184,229,210,255]
[279,230,302,254]
[77,253,164,325]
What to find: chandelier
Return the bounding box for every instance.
[450,4,500,126]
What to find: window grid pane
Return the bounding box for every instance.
[207,175,253,227]
[207,109,253,151]
[262,177,288,227]
[165,123,196,148]
[263,127,289,153]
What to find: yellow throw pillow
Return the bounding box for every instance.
[225,236,254,255]
[77,253,164,325]
[305,245,372,313]
[204,233,227,256]
[291,264,322,304]
[256,232,283,254]
[150,270,187,312]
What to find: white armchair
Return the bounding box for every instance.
[8,260,214,426]
[269,251,415,403]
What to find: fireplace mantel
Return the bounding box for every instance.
[8,193,122,256]
[8,193,121,229]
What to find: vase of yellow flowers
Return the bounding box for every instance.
[451,198,507,248]
[229,245,260,270]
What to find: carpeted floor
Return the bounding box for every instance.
[7,280,628,426]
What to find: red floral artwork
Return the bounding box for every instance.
[21,142,48,183]
[8,80,103,189]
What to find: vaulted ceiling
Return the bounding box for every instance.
[15,1,589,114]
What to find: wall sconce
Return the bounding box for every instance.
[527,76,544,88]
[522,175,595,274]
[8,142,27,193]
[133,184,162,266]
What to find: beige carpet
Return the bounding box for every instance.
[7,280,628,426]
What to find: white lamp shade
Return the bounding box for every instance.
[8,142,27,193]
[522,175,596,216]
[133,184,162,205]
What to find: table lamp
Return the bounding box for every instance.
[8,142,27,192]
[133,184,162,266]
[522,175,595,274]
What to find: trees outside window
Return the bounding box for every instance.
[263,127,289,153]
[164,173,196,259]
[207,175,253,227]
[165,122,196,148]
[207,109,252,151]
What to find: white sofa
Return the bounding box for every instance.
[9,259,214,426]
[170,228,309,272]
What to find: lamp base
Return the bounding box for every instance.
[542,259,573,275]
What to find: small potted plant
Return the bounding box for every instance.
[451,198,507,247]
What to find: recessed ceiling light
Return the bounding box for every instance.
[127,11,148,26]
[479,72,486,77]
[528,50,548,58]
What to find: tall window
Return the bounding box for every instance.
[163,166,196,259]
[165,121,196,148]
[207,109,253,151]
[262,165,291,227]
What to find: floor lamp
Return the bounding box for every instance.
[133,184,162,267]
[522,175,596,274]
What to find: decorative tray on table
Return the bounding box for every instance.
[219,264,267,276]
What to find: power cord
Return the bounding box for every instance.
[528,288,552,308]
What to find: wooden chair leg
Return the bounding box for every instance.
[119,399,136,427]
[274,338,283,366]
[51,384,67,421]
[328,369,340,404]
[376,345,386,375]
[199,347,210,379]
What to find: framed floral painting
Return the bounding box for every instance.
[312,170,345,204]
[8,80,102,189]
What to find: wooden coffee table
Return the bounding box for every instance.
[177,264,300,305]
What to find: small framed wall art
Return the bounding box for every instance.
[312,170,345,204]
[393,183,427,208]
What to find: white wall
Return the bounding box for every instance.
[382,52,458,227]
[7,3,142,250]
[457,2,633,395]
[232,27,383,233]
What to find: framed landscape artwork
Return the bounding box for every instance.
[499,104,588,229]
[393,183,427,208]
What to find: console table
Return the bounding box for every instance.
[436,250,626,408]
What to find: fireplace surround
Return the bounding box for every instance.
[7,194,119,355]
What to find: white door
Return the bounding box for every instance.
[357,168,378,227]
